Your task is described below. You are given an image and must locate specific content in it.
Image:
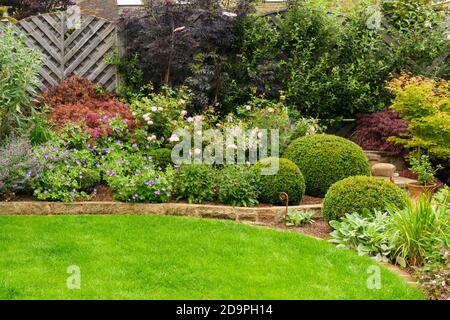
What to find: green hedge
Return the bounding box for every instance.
[251,157,305,205]
[148,148,173,169]
[283,134,371,197]
[323,176,408,222]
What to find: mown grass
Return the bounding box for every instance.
[0,215,424,300]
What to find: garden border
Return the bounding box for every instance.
[0,201,322,224]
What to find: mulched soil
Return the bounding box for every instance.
[265,217,332,239]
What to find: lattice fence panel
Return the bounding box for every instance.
[16,13,117,92]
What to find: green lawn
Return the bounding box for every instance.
[0,215,423,300]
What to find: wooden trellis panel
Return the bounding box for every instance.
[16,13,117,92]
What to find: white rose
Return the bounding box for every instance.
[181,110,188,116]
[151,106,158,112]
[147,120,154,126]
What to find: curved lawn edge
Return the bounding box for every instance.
[0,201,322,224]
[0,214,423,300]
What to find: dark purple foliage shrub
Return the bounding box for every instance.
[118,0,253,88]
[1,0,73,20]
[0,138,42,198]
[353,110,409,153]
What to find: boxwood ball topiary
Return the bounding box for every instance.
[283,134,370,197]
[251,157,306,205]
[322,176,408,222]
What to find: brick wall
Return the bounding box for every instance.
[76,0,121,21]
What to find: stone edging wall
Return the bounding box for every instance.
[0,202,322,224]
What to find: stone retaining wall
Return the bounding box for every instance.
[0,202,322,224]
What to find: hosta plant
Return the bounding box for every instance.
[286,209,315,227]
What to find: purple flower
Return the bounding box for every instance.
[71,189,76,197]
[26,170,32,177]
[132,143,138,148]
[116,140,122,146]
[93,188,97,195]
[154,190,160,196]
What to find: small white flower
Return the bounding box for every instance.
[187,117,194,123]
[216,123,222,127]
[147,120,154,126]
[257,131,263,138]
[424,20,432,28]
[151,106,158,112]
[267,107,275,113]
[179,99,186,104]
[143,114,150,121]
[222,11,237,18]
[147,135,157,142]
[158,107,163,111]
[195,130,202,135]
[227,143,237,149]
[193,115,203,122]
[194,148,201,155]
[227,116,233,123]
[447,34,450,41]
[132,112,137,116]
[181,110,188,116]
[245,105,251,111]
[169,134,180,142]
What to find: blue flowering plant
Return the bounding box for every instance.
[100,145,175,203]
[31,141,100,202]
[0,138,42,199]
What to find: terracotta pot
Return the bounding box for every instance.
[407,182,437,199]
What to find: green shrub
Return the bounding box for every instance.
[387,74,450,159]
[251,157,305,205]
[80,169,101,192]
[149,148,173,169]
[217,165,258,207]
[283,134,370,197]
[175,164,215,204]
[323,176,408,222]
[0,25,41,142]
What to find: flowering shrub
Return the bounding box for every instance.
[42,76,135,139]
[353,110,409,153]
[0,138,41,199]
[130,86,193,141]
[32,142,100,202]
